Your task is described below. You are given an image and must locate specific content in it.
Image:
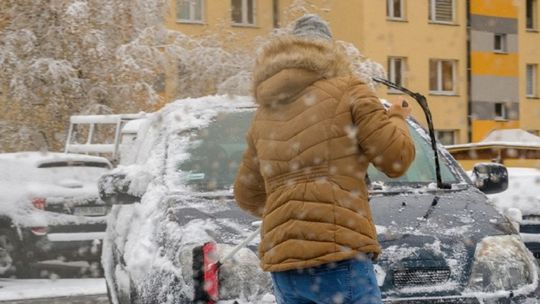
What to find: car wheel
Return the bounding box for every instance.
[0,228,20,277]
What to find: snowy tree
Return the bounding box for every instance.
[0,0,251,152]
[0,0,380,152]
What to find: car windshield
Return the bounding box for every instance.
[177,110,459,192]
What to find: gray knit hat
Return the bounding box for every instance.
[292,14,333,41]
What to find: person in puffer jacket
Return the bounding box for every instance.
[234,14,415,304]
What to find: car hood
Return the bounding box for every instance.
[370,186,516,297]
[141,187,519,301]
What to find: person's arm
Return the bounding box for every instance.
[347,79,416,178]
[233,131,266,218]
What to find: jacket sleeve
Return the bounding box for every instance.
[347,79,416,178]
[233,130,266,218]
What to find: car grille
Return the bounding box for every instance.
[524,242,540,258]
[520,224,540,234]
[384,298,480,304]
[523,214,540,221]
[393,267,451,288]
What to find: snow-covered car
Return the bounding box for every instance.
[0,152,112,277]
[488,168,540,258]
[100,96,539,303]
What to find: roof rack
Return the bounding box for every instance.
[64,113,147,163]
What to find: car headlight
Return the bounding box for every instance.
[466,235,537,293]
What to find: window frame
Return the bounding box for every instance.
[494,102,508,120]
[493,33,508,53]
[429,59,457,95]
[429,0,456,24]
[176,0,204,24]
[526,0,538,30]
[526,64,538,97]
[387,0,406,21]
[231,0,256,27]
[388,57,407,93]
[435,130,457,145]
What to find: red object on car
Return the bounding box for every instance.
[32,197,46,210]
[203,243,219,303]
[31,197,48,235]
[193,242,219,303]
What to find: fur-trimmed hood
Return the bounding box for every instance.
[252,36,352,106]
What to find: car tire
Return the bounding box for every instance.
[105,243,140,304]
[0,228,28,278]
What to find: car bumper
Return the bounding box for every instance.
[520,238,540,258]
[384,294,538,303]
[22,224,106,262]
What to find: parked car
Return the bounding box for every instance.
[487,167,540,258]
[100,95,539,304]
[0,152,112,277]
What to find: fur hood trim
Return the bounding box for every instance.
[252,36,352,104]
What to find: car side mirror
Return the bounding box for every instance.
[98,173,141,205]
[471,163,509,194]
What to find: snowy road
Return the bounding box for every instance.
[1,294,109,304]
[0,278,107,303]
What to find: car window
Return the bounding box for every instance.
[38,161,110,169]
[176,111,253,191]
[37,161,111,183]
[176,110,459,192]
[367,125,459,185]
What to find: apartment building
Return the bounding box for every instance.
[168,0,540,144]
[520,0,540,137]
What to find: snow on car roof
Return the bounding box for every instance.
[156,95,255,124]
[488,167,540,216]
[121,118,147,134]
[447,129,540,150]
[0,152,112,168]
[506,167,540,176]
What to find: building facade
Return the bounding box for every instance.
[519,0,540,137]
[167,0,540,145]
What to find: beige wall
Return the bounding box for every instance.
[518,0,540,134]
[166,0,275,48]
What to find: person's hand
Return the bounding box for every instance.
[388,97,412,119]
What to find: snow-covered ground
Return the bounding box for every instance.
[0,278,106,302]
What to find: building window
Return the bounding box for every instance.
[495,103,508,120]
[387,0,405,20]
[429,0,455,23]
[527,0,537,30]
[494,33,507,53]
[435,130,456,145]
[388,57,407,91]
[232,0,255,25]
[429,59,456,94]
[177,0,203,23]
[527,64,538,97]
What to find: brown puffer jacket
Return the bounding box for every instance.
[234,36,416,272]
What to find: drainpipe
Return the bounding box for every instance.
[466,0,473,143]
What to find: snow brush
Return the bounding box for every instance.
[192,226,261,304]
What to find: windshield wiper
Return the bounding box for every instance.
[372,77,452,190]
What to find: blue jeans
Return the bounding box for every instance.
[270,258,382,304]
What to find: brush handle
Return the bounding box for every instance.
[219,226,261,264]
